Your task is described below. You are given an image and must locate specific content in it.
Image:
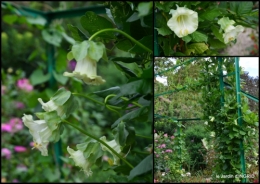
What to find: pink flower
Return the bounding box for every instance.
[154,129,156,133]
[1,123,12,132]
[164,133,168,137]
[1,148,11,159]
[14,146,27,152]
[17,78,33,92]
[12,179,19,183]
[165,149,173,153]
[29,142,34,147]
[9,118,23,132]
[17,164,28,171]
[15,102,25,109]
[1,85,6,95]
[161,144,166,148]
[156,154,159,158]
[155,140,158,142]
[171,136,175,139]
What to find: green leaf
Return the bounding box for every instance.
[128,154,152,180]
[238,2,253,14]
[53,71,68,85]
[129,35,153,53]
[140,64,153,79]
[28,50,38,61]
[3,14,18,25]
[208,38,226,49]
[155,26,172,36]
[239,131,246,135]
[44,111,61,131]
[67,24,87,41]
[93,86,121,98]
[67,51,74,61]
[182,35,192,43]
[137,2,152,17]
[111,106,148,128]
[113,121,128,146]
[41,28,62,47]
[56,49,68,73]
[88,41,105,61]
[113,61,137,78]
[211,25,224,43]
[116,39,134,52]
[29,69,51,85]
[155,1,175,12]
[62,95,78,118]
[110,57,143,64]
[81,11,115,39]
[120,79,152,96]
[26,16,47,26]
[72,41,90,62]
[190,31,208,42]
[61,32,75,45]
[200,8,221,21]
[51,87,71,106]
[187,43,208,54]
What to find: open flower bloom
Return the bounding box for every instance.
[64,56,105,85]
[67,146,93,177]
[222,25,244,44]
[22,114,52,156]
[167,5,198,38]
[217,17,244,44]
[38,98,64,117]
[100,136,121,165]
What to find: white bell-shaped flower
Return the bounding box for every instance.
[167,5,198,38]
[223,25,244,44]
[22,114,52,156]
[64,56,105,85]
[38,98,64,117]
[217,17,244,44]
[67,146,93,177]
[100,136,121,165]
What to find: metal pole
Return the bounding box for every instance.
[218,57,224,106]
[154,9,159,56]
[235,57,246,183]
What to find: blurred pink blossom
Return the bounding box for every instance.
[17,78,33,92]
[1,123,12,132]
[15,101,25,109]
[29,142,34,147]
[171,136,175,139]
[156,154,159,158]
[154,129,156,133]
[14,146,27,152]
[12,179,19,183]
[160,144,166,148]
[17,164,28,171]
[155,140,158,142]
[1,85,6,95]
[1,148,11,159]
[9,118,23,132]
[164,133,168,137]
[165,149,173,153]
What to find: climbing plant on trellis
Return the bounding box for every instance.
[154,57,259,183]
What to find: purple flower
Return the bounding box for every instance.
[68,60,77,71]
[1,148,11,159]
[14,146,27,152]
[15,102,25,109]
[17,78,33,92]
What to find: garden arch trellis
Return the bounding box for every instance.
[2,1,107,175]
[154,57,259,183]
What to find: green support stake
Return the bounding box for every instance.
[218,57,225,106]
[235,57,246,183]
[154,9,159,56]
[47,34,63,178]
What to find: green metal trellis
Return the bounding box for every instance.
[2,1,107,177]
[155,57,259,182]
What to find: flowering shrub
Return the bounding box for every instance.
[154,130,184,182]
[155,1,258,56]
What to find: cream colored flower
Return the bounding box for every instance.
[217,17,244,44]
[167,5,198,38]
[222,25,244,44]
[100,136,121,165]
[67,146,93,177]
[64,56,105,85]
[22,114,52,156]
[37,98,64,116]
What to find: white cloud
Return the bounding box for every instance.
[239,57,259,77]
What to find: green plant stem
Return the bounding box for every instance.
[89,28,152,53]
[105,94,143,108]
[136,134,153,139]
[62,120,134,169]
[72,93,104,106]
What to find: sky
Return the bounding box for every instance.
[156,57,259,85]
